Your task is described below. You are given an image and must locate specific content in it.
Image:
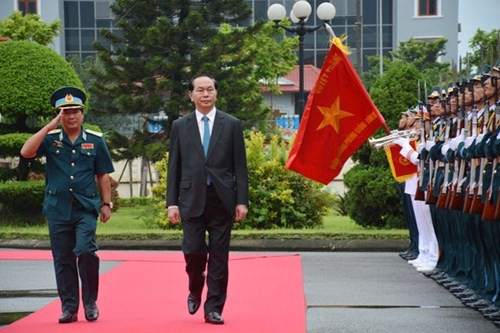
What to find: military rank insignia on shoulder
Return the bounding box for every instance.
[85,129,103,137]
[48,129,62,135]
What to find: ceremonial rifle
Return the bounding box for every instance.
[437,91,452,208]
[426,76,447,205]
[445,85,461,208]
[481,51,498,220]
[415,80,426,201]
[448,78,468,210]
[469,71,490,214]
[481,87,498,220]
[494,100,500,219]
[425,101,437,204]
[463,79,479,213]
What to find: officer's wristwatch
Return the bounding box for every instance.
[102,202,113,209]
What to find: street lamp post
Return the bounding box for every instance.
[267,1,336,121]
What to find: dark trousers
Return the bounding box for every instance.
[181,185,233,315]
[48,202,99,313]
[399,183,419,253]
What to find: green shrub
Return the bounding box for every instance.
[0,133,32,158]
[343,164,404,228]
[0,180,45,225]
[120,197,155,207]
[244,132,332,229]
[149,131,333,230]
[332,193,347,216]
[0,168,17,181]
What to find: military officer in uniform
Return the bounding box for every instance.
[21,87,114,324]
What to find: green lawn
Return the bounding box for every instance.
[0,206,408,241]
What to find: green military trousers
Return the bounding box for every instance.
[48,201,100,314]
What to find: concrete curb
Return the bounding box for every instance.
[0,239,409,252]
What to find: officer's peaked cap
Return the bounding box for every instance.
[50,86,86,110]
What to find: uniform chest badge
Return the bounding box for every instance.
[53,140,64,148]
[81,143,94,149]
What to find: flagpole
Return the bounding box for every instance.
[267,1,336,123]
[325,23,391,136]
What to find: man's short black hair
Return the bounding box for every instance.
[188,74,218,91]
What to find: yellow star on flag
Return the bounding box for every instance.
[316,96,353,133]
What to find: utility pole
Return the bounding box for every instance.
[356,0,362,75]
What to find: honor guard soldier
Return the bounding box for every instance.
[21,86,115,324]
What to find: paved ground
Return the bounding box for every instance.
[0,250,499,332]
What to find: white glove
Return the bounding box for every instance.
[464,136,475,149]
[417,142,425,154]
[425,140,435,150]
[475,133,485,143]
[449,137,458,151]
[400,144,415,160]
[441,143,450,155]
[393,137,409,148]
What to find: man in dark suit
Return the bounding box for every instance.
[166,74,249,325]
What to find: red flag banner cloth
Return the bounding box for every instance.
[285,38,386,185]
[384,141,418,183]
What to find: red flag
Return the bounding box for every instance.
[384,142,418,183]
[285,39,386,184]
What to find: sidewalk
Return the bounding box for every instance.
[0,238,409,252]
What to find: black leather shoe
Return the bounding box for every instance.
[58,311,77,324]
[442,280,460,289]
[449,285,468,294]
[480,305,499,315]
[468,299,492,310]
[462,295,481,305]
[485,310,500,321]
[188,294,201,315]
[84,303,99,322]
[455,290,475,299]
[205,312,224,325]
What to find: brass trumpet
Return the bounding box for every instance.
[368,129,419,150]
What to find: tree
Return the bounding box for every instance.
[91,0,250,129]
[0,40,83,132]
[196,22,298,128]
[90,0,297,133]
[363,38,449,92]
[0,11,61,46]
[467,28,500,71]
[369,61,423,131]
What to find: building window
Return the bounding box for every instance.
[18,0,37,15]
[418,0,437,16]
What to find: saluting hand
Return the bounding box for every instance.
[47,111,63,132]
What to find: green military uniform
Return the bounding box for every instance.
[36,87,114,317]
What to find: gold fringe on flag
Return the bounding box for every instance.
[331,35,351,55]
[384,146,417,183]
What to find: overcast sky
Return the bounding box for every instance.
[458,0,500,58]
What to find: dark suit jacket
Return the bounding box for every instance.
[166,109,248,218]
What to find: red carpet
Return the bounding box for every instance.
[0,251,306,333]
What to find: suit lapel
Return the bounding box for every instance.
[207,110,225,159]
[186,112,205,158]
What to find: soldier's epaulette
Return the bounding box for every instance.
[48,129,62,135]
[85,129,103,137]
